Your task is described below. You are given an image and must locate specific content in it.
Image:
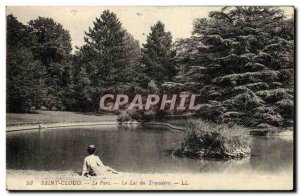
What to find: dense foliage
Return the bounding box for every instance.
[7,14,73,112]
[7,7,295,131]
[7,15,47,112]
[142,21,176,85]
[28,17,73,110]
[72,10,158,111]
[175,7,294,130]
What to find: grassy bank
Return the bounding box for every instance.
[6,111,118,126]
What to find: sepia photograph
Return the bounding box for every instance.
[5,5,295,191]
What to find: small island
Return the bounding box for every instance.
[172,120,251,159]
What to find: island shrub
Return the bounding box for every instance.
[173,119,251,159]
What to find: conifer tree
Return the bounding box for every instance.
[142,21,176,85]
[176,7,294,130]
[73,10,142,111]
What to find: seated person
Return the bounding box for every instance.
[81,145,118,177]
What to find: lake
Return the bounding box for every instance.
[6,125,293,174]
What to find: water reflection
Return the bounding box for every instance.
[7,126,293,174]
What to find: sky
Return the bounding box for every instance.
[6,6,294,52]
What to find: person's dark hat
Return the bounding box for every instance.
[88,145,96,149]
[87,145,96,154]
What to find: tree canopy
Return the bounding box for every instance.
[72,10,143,111]
[142,21,176,85]
[6,7,295,130]
[7,15,47,112]
[175,7,294,129]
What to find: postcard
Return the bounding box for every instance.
[6,6,295,191]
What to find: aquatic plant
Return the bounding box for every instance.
[173,119,251,159]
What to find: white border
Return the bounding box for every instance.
[0,0,298,195]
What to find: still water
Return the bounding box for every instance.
[7,126,293,174]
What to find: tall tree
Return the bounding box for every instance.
[72,49,94,111]
[123,31,143,84]
[73,10,143,111]
[142,21,176,85]
[28,17,73,110]
[7,15,46,112]
[82,10,138,87]
[176,7,294,130]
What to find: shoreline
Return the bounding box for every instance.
[6,121,125,132]
[6,111,293,138]
[7,120,293,138]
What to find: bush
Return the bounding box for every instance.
[127,110,143,120]
[117,110,132,122]
[173,119,251,159]
[117,109,164,122]
[140,110,156,121]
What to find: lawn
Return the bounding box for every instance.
[6,111,118,126]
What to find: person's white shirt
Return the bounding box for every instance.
[82,154,106,176]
